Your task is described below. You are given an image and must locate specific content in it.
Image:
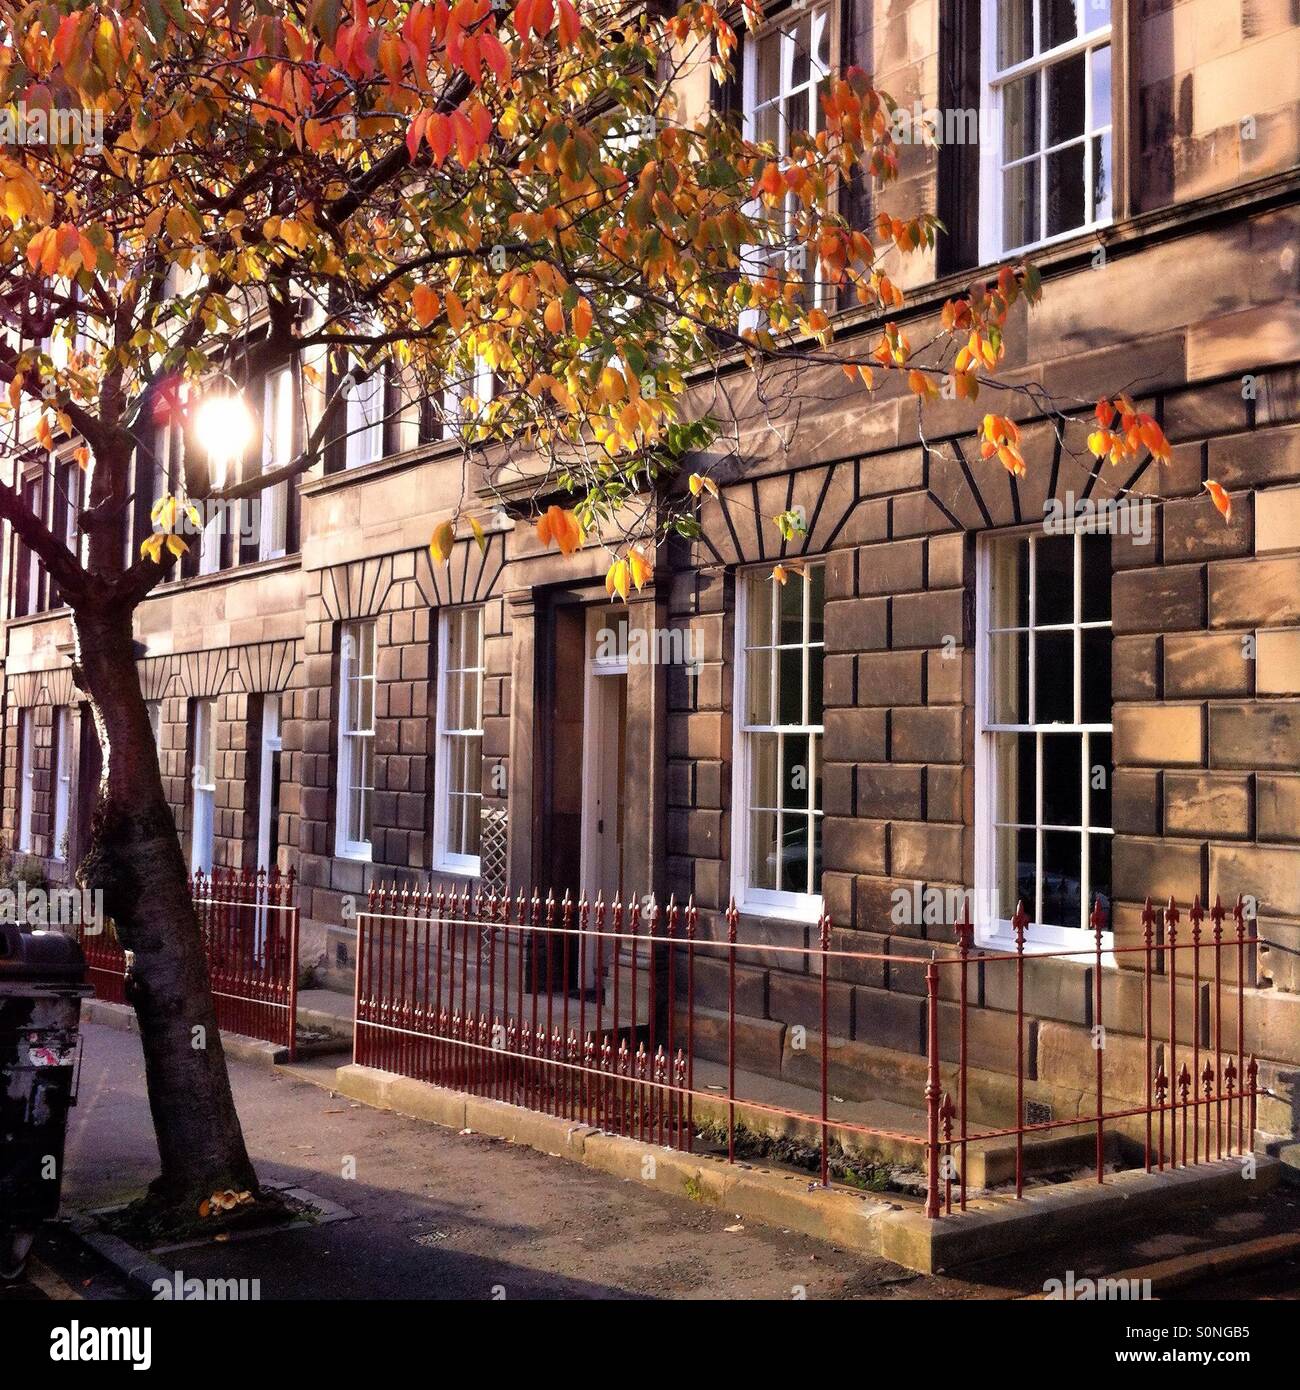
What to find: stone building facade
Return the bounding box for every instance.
[2,0,1298,1136]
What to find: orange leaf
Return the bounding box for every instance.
[543,298,565,334]
[412,284,440,327]
[1204,480,1232,523]
[572,298,593,341]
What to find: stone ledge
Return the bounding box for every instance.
[328,1063,1280,1275]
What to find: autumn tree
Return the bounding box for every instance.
[0,0,1180,1220]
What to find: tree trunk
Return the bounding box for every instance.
[71,598,257,1214]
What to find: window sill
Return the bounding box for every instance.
[334,846,372,864]
[733,896,824,928]
[976,925,1115,966]
[433,861,481,881]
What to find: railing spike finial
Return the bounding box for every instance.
[1090,894,1107,940]
[1011,900,1028,952]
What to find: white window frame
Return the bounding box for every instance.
[433,606,485,876]
[740,2,834,333]
[978,0,1114,262]
[974,527,1114,953]
[344,358,385,470]
[335,620,376,860]
[52,707,72,861]
[190,697,216,874]
[16,708,35,853]
[730,564,825,922]
[260,366,293,559]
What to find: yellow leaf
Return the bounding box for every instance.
[606,558,629,601]
[164,533,188,558]
[139,534,165,563]
[628,547,652,591]
[429,519,455,565]
[468,515,487,556]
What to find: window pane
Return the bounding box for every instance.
[1041,830,1082,928]
[358,673,374,731]
[1080,534,1111,621]
[463,798,481,857]
[997,0,1034,67]
[1091,131,1112,223]
[807,565,825,642]
[790,14,810,86]
[1090,44,1111,127]
[1081,628,1111,723]
[462,734,483,799]
[777,573,804,645]
[781,815,809,894]
[997,825,1037,919]
[1002,73,1040,160]
[756,29,780,107]
[750,810,778,889]
[989,536,1030,627]
[988,630,1029,723]
[1046,141,1086,236]
[1042,0,1079,50]
[746,648,773,725]
[747,574,773,649]
[1045,53,1086,146]
[751,733,779,809]
[994,732,1037,825]
[782,734,809,811]
[777,646,803,724]
[1088,833,1112,919]
[447,790,464,856]
[1084,0,1111,34]
[1088,733,1112,828]
[1034,630,1074,722]
[807,647,824,727]
[1041,733,1082,827]
[1003,159,1039,249]
[1034,535,1075,625]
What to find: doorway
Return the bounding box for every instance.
[580,606,628,907]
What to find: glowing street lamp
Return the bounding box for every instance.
[193,388,254,491]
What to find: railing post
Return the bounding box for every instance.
[1092,895,1106,1183]
[726,897,738,1166]
[287,880,300,1062]
[924,955,941,1221]
[1013,899,1027,1199]
[818,910,830,1189]
[955,899,972,1211]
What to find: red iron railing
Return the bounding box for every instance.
[353,884,1261,1219]
[191,867,300,1060]
[77,915,128,1005]
[69,866,298,1058]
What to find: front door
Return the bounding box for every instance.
[580,607,627,908]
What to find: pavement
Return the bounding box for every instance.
[7,1020,1300,1302]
